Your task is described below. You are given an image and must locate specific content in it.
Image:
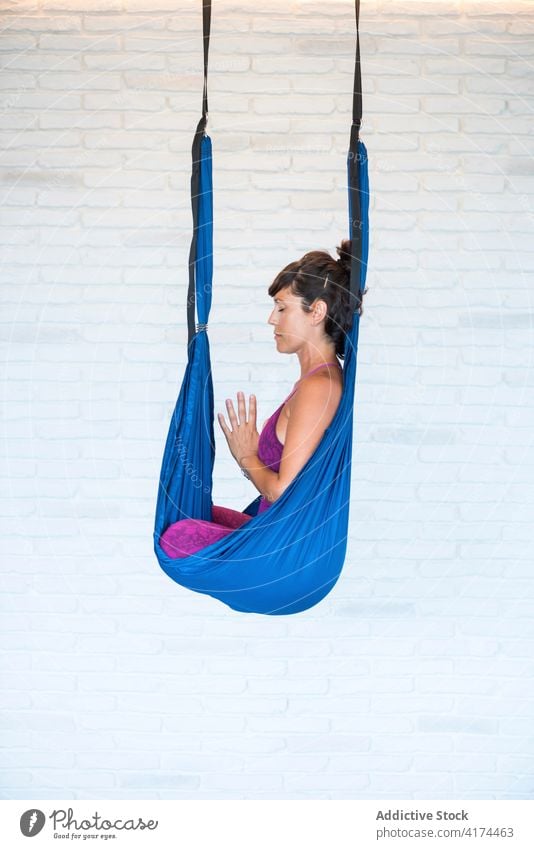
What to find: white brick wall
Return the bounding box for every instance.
[1,0,533,800]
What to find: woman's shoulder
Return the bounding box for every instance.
[285,368,343,416]
[299,364,343,392]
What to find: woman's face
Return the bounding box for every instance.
[267,286,318,353]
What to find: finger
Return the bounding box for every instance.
[225,398,238,429]
[237,391,246,424]
[217,412,230,436]
[249,393,256,426]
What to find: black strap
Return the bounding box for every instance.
[353,0,362,130]
[201,0,211,125]
[348,0,364,311]
[187,0,212,346]
[187,0,363,342]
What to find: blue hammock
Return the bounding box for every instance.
[153,0,369,615]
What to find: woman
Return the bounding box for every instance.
[160,238,361,558]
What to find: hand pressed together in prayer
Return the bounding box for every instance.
[217,392,260,468]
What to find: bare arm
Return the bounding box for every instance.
[240,376,341,503]
[218,392,279,503]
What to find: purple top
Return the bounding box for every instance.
[256,362,341,514]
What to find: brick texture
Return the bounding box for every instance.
[1,0,533,800]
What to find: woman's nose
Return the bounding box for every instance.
[267,310,276,325]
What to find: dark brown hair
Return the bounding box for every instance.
[267,239,364,360]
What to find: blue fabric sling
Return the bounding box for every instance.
[153,0,369,615]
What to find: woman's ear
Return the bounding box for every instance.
[312,298,328,323]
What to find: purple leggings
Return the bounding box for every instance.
[159,504,253,559]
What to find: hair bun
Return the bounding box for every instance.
[336,239,352,275]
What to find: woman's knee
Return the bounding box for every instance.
[212,504,252,529]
